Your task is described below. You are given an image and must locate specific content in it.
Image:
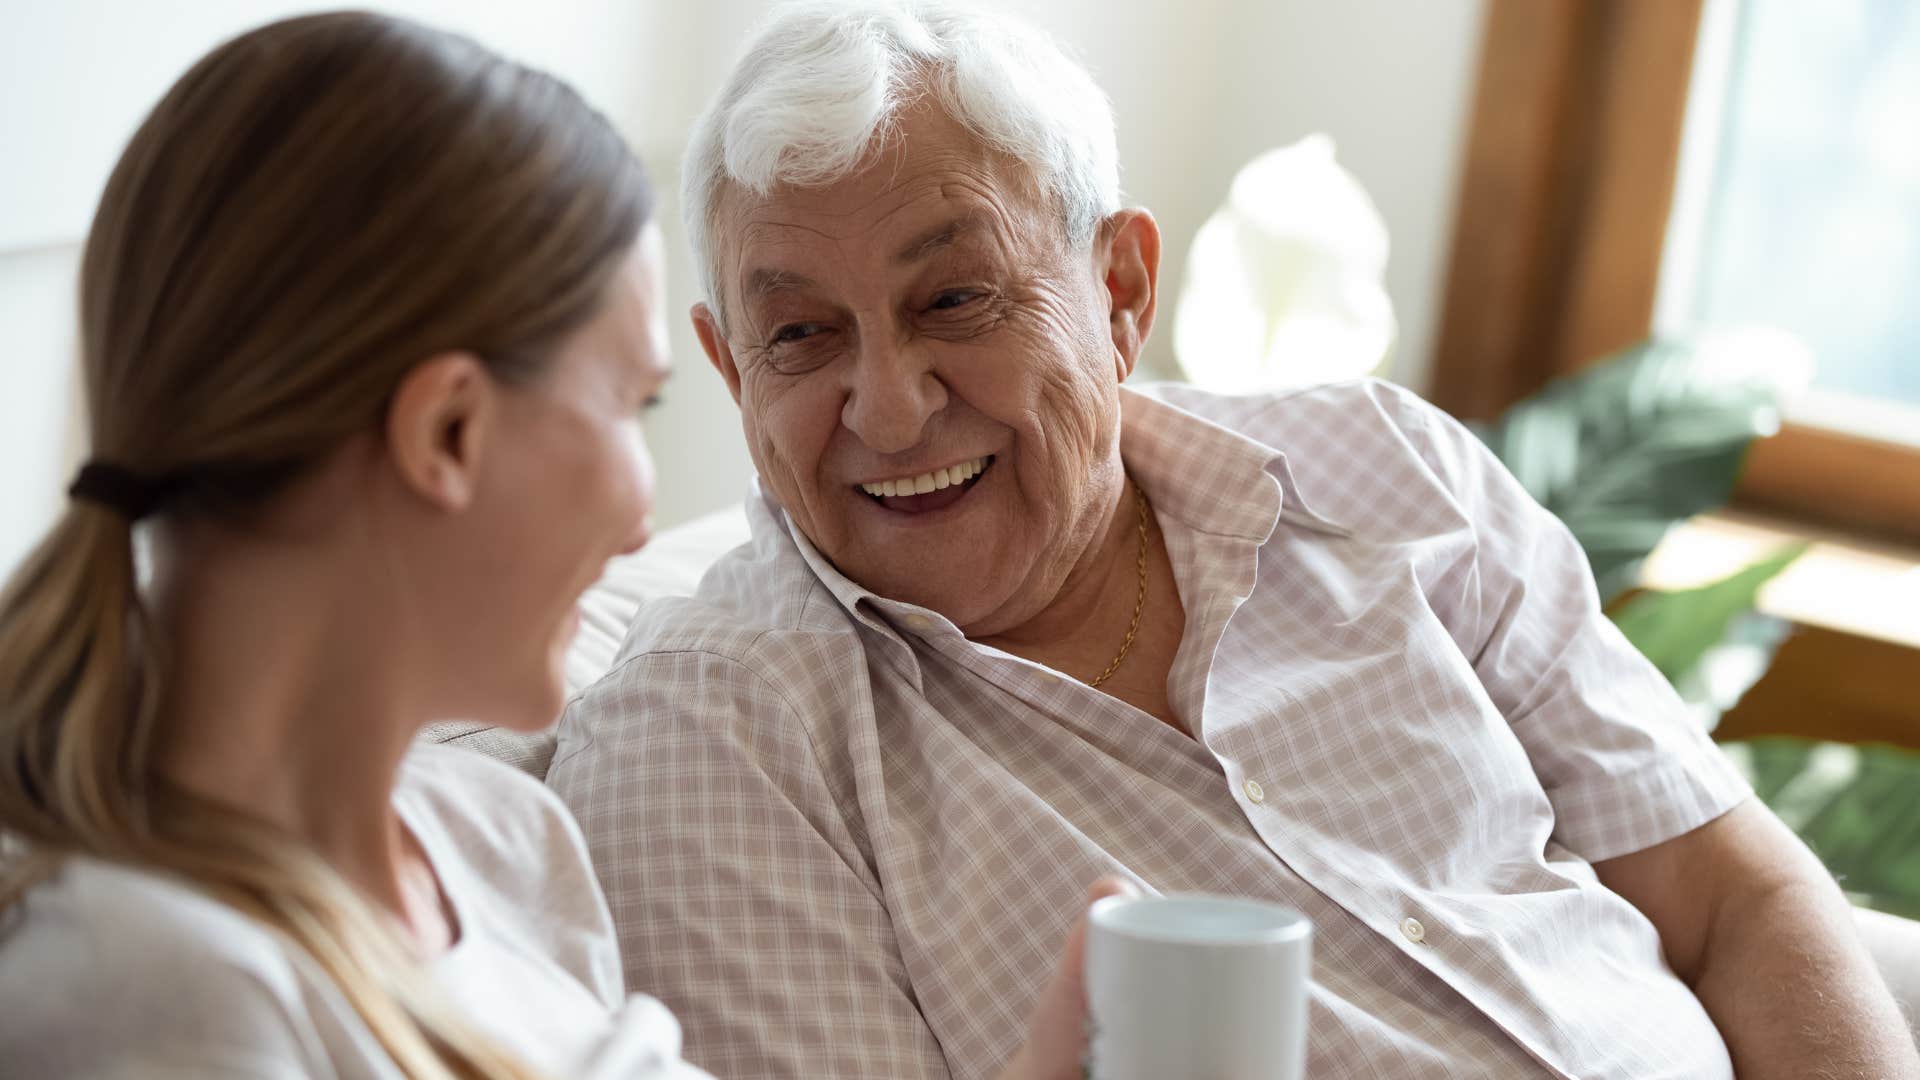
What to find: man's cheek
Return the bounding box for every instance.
[747,402,824,516]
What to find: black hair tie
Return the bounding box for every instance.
[67,462,182,522]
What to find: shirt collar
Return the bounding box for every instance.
[750,385,1350,642]
[1120,385,1350,541]
[750,480,955,666]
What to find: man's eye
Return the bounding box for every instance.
[772,323,823,345]
[928,290,981,312]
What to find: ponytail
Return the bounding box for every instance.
[0,503,154,871]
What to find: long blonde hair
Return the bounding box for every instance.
[0,12,650,1077]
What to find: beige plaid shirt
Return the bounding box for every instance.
[551,379,1750,1079]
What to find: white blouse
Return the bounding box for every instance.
[0,743,713,1079]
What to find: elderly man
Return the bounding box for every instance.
[550,2,1918,1077]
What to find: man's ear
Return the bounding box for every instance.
[385,352,493,512]
[1099,208,1161,381]
[692,302,744,405]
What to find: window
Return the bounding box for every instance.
[1435,0,1920,746]
[1659,0,1920,448]
[1434,0,1920,543]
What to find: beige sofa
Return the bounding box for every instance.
[427,505,1920,1047]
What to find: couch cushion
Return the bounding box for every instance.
[419,720,562,778]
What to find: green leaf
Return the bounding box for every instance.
[1608,544,1809,683]
[1722,737,1920,920]
[1473,337,1809,603]
[1664,611,1794,731]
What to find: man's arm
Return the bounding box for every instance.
[1597,799,1919,1079]
[1376,385,1917,1073]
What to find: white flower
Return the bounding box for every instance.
[1175,135,1396,392]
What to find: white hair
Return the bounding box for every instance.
[681,0,1122,322]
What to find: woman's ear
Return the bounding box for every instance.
[385,352,494,512]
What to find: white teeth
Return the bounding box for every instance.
[858,456,990,498]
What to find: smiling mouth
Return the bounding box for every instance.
[856,455,994,514]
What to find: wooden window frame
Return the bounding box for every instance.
[1431,0,1920,748]
[1431,0,1920,547]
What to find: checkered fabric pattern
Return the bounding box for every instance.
[550,379,1750,1079]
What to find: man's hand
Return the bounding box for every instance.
[1597,798,1919,1078]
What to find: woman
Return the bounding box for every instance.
[0,13,1108,1078]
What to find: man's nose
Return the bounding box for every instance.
[840,334,948,454]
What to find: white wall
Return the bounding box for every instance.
[965,0,1486,391]
[0,244,87,571]
[0,0,667,570]
[0,0,1484,576]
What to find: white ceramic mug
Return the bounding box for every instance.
[1085,893,1312,1080]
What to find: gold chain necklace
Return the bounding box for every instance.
[1086,483,1150,689]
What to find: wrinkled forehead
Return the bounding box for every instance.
[709,107,1063,310]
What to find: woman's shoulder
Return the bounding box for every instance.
[4,855,305,994]
[0,857,347,1076]
[397,741,586,874]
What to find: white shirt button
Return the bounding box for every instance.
[1400,917,1426,944]
[1243,779,1265,803]
[904,614,932,632]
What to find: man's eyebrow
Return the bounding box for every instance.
[743,267,814,301]
[892,213,989,265]
[739,214,990,302]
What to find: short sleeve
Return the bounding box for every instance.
[1388,388,1752,862]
